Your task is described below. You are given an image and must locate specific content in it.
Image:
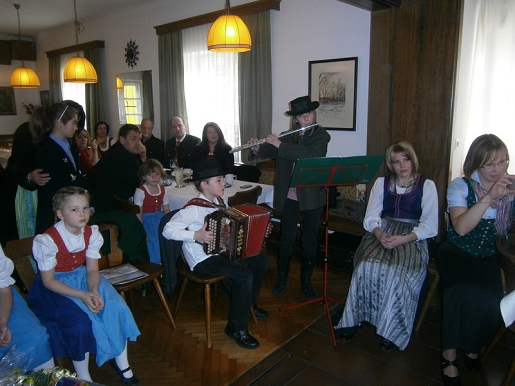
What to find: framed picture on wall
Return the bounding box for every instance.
[309,57,358,131]
[40,90,50,106]
[0,87,17,115]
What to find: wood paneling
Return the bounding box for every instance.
[45,40,105,58]
[367,0,462,240]
[154,0,281,35]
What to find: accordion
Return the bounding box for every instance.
[204,204,272,260]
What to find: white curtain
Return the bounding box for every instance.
[182,24,241,162]
[451,0,515,178]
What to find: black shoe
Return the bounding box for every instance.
[379,338,396,351]
[225,325,260,349]
[441,357,461,386]
[464,353,481,372]
[272,278,287,295]
[110,360,140,386]
[339,328,357,342]
[301,283,317,300]
[253,305,269,320]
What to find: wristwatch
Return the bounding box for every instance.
[26,173,34,185]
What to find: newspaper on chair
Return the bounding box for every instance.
[100,263,149,285]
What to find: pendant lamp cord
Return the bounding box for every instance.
[13,4,25,67]
[73,0,85,55]
[224,0,230,15]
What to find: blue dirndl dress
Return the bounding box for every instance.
[28,223,140,366]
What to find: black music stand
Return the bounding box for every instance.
[280,155,384,347]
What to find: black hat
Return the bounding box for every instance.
[285,95,320,116]
[191,159,226,181]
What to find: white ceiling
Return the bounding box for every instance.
[0,0,164,38]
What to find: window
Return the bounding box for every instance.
[182,24,241,162]
[60,52,86,126]
[120,80,143,125]
[451,0,515,179]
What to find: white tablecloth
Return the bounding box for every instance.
[165,179,274,210]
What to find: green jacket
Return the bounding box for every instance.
[256,125,330,212]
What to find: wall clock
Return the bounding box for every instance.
[125,39,139,68]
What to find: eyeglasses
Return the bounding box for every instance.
[58,105,69,121]
[481,160,509,170]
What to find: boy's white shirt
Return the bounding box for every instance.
[162,193,222,271]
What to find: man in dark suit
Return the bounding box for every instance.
[164,116,200,168]
[88,123,150,262]
[141,118,165,165]
[88,124,147,214]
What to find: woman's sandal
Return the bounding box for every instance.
[441,357,461,386]
[111,360,140,386]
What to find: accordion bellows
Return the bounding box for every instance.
[204,204,272,260]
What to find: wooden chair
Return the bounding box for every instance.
[482,235,515,386]
[414,259,440,331]
[173,252,258,348]
[228,185,262,206]
[98,223,176,329]
[114,194,140,214]
[3,235,36,293]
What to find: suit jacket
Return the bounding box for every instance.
[88,142,142,214]
[256,125,331,212]
[158,210,182,296]
[142,134,165,165]
[6,122,37,190]
[165,134,201,168]
[35,136,87,233]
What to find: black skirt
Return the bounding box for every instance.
[437,241,503,352]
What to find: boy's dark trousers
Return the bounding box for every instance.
[193,253,266,331]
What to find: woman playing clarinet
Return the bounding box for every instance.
[247,95,330,300]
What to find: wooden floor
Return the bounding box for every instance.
[80,239,352,385]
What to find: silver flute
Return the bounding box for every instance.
[229,123,318,153]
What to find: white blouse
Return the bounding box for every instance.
[32,221,104,272]
[0,245,15,289]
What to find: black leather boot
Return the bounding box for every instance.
[272,257,291,295]
[300,257,316,300]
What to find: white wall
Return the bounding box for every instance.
[0,0,370,157]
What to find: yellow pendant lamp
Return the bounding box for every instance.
[64,0,98,83]
[10,4,40,88]
[116,76,123,90]
[207,0,251,53]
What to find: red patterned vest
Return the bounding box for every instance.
[138,186,165,214]
[45,225,93,272]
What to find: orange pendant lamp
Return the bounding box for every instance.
[64,0,98,83]
[10,4,40,88]
[207,0,251,53]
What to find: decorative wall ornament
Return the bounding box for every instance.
[125,39,139,68]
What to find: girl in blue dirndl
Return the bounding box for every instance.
[28,187,140,385]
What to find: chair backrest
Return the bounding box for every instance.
[114,194,140,214]
[228,185,262,206]
[98,223,124,269]
[497,233,515,294]
[3,236,36,292]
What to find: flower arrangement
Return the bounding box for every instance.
[22,103,37,115]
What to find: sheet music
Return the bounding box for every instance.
[100,263,149,285]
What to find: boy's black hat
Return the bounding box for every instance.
[191,159,227,181]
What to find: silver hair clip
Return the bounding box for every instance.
[58,105,69,121]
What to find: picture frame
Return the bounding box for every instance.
[309,57,358,131]
[40,90,50,106]
[0,87,17,115]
